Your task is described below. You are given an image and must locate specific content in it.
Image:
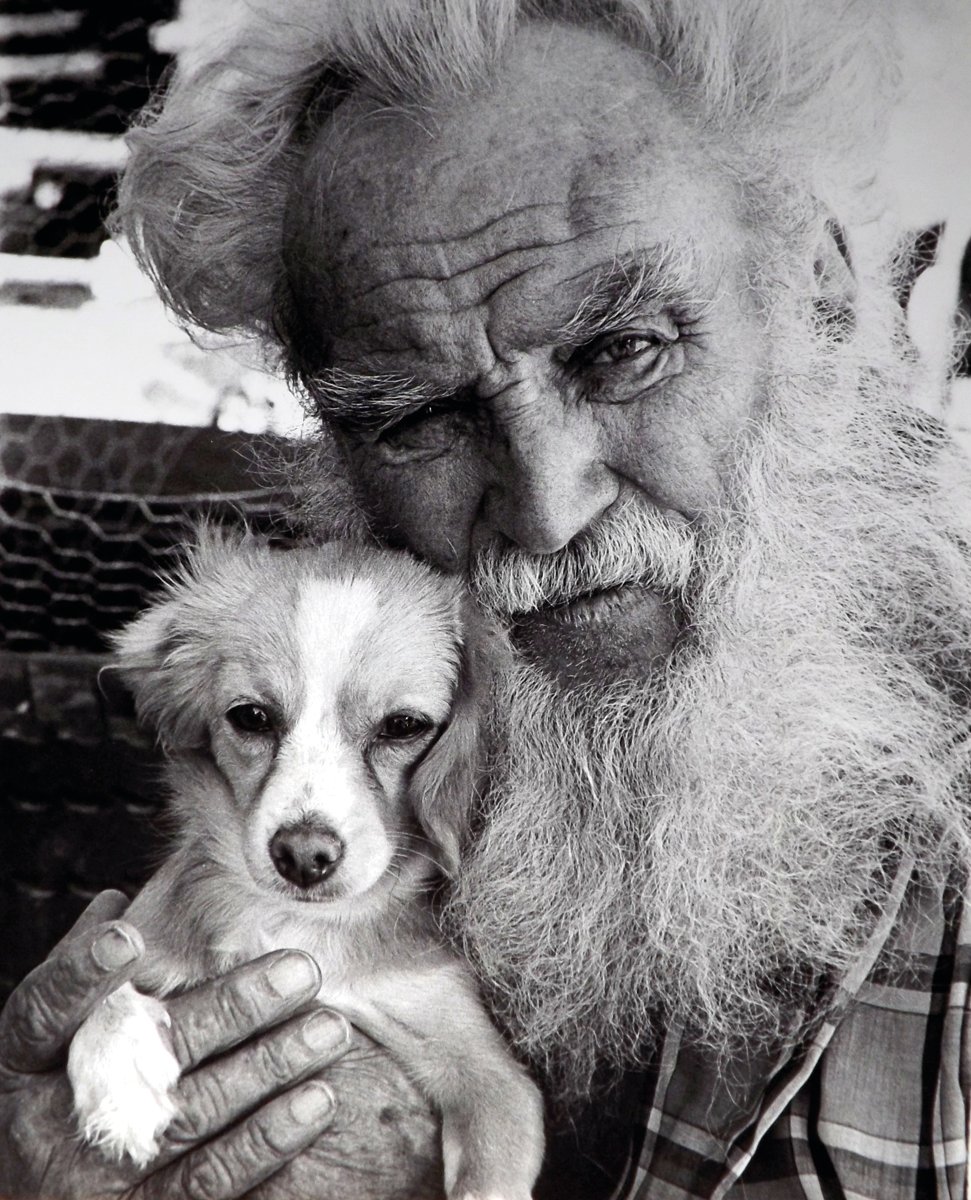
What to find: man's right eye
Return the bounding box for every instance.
[376,401,470,461]
[382,402,447,440]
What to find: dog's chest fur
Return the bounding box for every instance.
[207,904,380,986]
[131,852,446,1014]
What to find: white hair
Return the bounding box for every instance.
[115,0,898,387]
[447,269,971,1103]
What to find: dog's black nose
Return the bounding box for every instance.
[270,824,344,889]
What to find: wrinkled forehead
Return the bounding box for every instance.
[287,20,739,368]
[313,22,679,232]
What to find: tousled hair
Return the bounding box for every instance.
[114,0,897,388]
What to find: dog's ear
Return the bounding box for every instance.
[106,525,269,751]
[107,599,212,752]
[410,598,502,877]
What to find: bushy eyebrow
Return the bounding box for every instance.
[304,367,457,434]
[552,246,707,346]
[305,246,707,432]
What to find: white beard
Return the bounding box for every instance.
[447,307,971,1106]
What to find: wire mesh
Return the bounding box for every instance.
[0,410,299,1000]
[1,414,297,654]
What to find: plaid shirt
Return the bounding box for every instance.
[609,858,971,1200]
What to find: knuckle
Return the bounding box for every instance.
[211,980,265,1035]
[182,1153,236,1200]
[166,1019,194,1069]
[168,1070,233,1146]
[167,965,301,1072]
[237,1113,290,1163]
[162,1114,198,1150]
[6,988,62,1056]
[181,1118,287,1200]
[172,980,266,1066]
[0,944,111,1067]
[253,1035,299,1085]
[163,1103,206,1149]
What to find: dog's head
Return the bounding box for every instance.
[111,528,498,909]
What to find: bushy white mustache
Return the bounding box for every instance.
[469,496,697,617]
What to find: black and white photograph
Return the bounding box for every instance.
[1,1,970,1197]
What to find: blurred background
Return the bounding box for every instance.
[0,0,969,1000]
[0,0,307,1000]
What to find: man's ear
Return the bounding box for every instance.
[813,217,857,339]
[410,599,503,877]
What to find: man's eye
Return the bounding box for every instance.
[381,403,447,442]
[376,400,475,462]
[584,332,664,366]
[226,703,275,734]
[567,326,685,402]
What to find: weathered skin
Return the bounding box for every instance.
[292,24,769,688]
[0,894,441,1200]
[0,20,797,1199]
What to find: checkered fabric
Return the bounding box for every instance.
[612,857,970,1199]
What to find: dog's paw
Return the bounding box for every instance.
[442,1089,541,1200]
[67,981,181,1168]
[444,1136,535,1200]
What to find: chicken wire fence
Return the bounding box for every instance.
[0,4,304,997]
[0,413,296,653]
[0,412,299,1003]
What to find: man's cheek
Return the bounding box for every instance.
[342,443,482,572]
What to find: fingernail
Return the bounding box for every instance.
[301,1010,350,1054]
[91,926,139,971]
[265,953,318,998]
[289,1081,334,1125]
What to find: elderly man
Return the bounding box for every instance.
[2,1,970,1197]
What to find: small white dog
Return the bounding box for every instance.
[67,530,544,1200]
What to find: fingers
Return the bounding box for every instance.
[136,1079,336,1200]
[54,890,130,950]
[166,951,322,1071]
[0,919,143,1074]
[160,1008,351,1157]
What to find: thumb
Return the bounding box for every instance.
[54,889,129,950]
[0,918,143,1074]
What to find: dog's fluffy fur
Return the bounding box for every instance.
[67,531,543,1200]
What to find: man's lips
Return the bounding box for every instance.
[508,583,657,627]
[507,583,680,688]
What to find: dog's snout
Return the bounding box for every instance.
[270,823,345,889]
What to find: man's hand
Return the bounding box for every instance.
[0,892,440,1199]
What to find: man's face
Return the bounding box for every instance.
[294,22,768,687]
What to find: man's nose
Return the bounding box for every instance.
[482,391,618,554]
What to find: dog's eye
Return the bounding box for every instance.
[378,712,432,740]
[226,704,275,735]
